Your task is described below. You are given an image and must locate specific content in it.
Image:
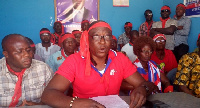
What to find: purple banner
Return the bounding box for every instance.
[55,0,98,33]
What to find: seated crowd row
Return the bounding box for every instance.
[0,3,199,108]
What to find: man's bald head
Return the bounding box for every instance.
[2,34,28,51]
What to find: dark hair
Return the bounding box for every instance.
[40,28,50,32]
[144,9,152,15]
[130,30,139,41]
[2,34,24,51]
[25,37,34,45]
[72,30,80,32]
[133,36,156,56]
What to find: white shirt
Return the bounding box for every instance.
[121,43,137,62]
[35,43,60,62]
[73,7,84,22]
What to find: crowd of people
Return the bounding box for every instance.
[0,3,199,108]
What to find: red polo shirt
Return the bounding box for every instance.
[56,50,136,98]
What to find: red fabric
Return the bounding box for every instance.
[61,34,75,43]
[30,44,35,47]
[198,34,200,40]
[112,35,117,41]
[72,31,82,35]
[176,4,186,10]
[81,20,89,24]
[80,21,112,76]
[6,64,26,107]
[39,30,51,35]
[160,17,170,28]
[124,23,132,28]
[61,49,67,59]
[164,85,173,93]
[161,6,171,11]
[145,21,153,36]
[56,51,136,98]
[129,42,133,46]
[151,49,178,73]
[153,34,166,41]
[53,21,65,46]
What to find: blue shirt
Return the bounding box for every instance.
[46,51,67,72]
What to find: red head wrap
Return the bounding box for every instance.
[198,34,200,40]
[61,34,75,44]
[40,30,51,35]
[176,4,186,10]
[124,23,132,28]
[72,30,82,35]
[30,44,35,47]
[161,6,171,11]
[112,35,117,41]
[153,34,166,41]
[81,20,89,24]
[80,21,112,76]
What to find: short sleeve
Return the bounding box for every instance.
[55,55,76,82]
[117,52,137,79]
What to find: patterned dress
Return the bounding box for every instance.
[174,52,200,97]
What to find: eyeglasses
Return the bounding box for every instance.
[155,39,166,43]
[41,33,50,36]
[145,13,153,16]
[141,50,153,54]
[91,35,112,42]
[161,9,170,13]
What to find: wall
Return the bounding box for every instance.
[100,0,163,37]
[164,0,200,52]
[0,0,199,58]
[0,0,55,58]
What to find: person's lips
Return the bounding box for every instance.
[23,59,32,65]
[99,47,106,53]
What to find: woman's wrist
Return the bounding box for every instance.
[69,96,78,108]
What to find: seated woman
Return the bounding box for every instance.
[133,36,173,93]
[174,34,200,98]
[41,20,159,108]
[150,34,178,85]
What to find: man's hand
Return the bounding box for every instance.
[130,86,146,108]
[73,98,105,108]
[143,82,160,95]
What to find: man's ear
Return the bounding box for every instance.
[3,51,9,58]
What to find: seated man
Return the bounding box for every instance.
[174,34,200,98]
[151,34,178,85]
[0,34,53,107]
[46,34,77,72]
[72,30,82,51]
[118,22,132,50]
[121,30,139,62]
[111,35,118,51]
[41,20,159,108]
[81,20,90,31]
[52,21,65,46]
[35,28,60,62]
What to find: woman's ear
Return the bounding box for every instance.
[3,51,9,58]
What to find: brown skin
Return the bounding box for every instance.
[155,37,166,61]
[62,38,77,56]
[119,26,132,49]
[74,33,81,46]
[40,33,51,51]
[145,11,153,24]
[137,44,171,89]
[41,25,158,108]
[111,39,117,51]
[176,6,185,30]
[81,22,89,31]
[3,35,43,105]
[150,9,176,38]
[53,22,62,34]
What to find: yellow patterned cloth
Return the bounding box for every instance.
[174,52,200,97]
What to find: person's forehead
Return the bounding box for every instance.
[89,27,112,34]
[7,38,29,49]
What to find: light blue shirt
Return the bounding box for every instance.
[46,51,67,72]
